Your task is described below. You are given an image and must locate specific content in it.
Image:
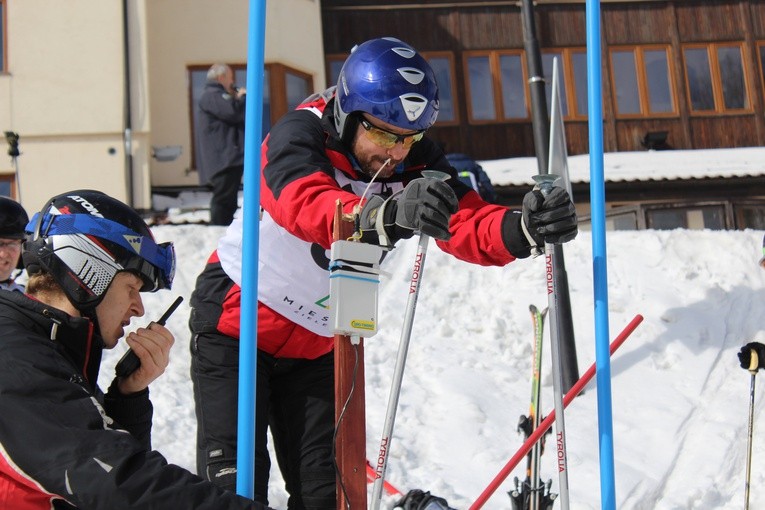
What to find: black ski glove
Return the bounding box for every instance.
[520,186,578,255]
[394,489,456,510]
[738,342,765,371]
[359,177,458,246]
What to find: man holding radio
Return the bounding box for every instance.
[0,190,274,509]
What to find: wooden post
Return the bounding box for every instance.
[332,200,367,510]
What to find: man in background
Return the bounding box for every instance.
[0,196,28,292]
[196,63,246,226]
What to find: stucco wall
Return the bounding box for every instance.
[0,0,325,211]
[0,0,129,210]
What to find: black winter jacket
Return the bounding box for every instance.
[195,81,246,185]
[0,290,269,509]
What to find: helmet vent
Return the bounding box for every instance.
[399,94,427,121]
[391,46,416,59]
[397,67,425,85]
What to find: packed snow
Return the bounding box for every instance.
[97,152,765,510]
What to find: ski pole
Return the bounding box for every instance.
[744,349,759,510]
[532,174,571,510]
[370,169,449,509]
[470,314,644,510]
[370,232,431,510]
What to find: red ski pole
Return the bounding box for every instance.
[470,314,644,510]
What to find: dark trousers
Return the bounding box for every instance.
[209,165,243,226]
[190,331,337,510]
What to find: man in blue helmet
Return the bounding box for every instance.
[189,37,577,509]
[0,190,275,509]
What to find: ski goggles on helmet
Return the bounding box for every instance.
[28,212,176,291]
[359,116,425,149]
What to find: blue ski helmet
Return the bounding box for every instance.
[23,190,175,310]
[334,37,439,143]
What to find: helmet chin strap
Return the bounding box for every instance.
[76,292,106,341]
[81,306,102,335]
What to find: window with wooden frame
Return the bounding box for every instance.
[756,42,765,107]
[0,174,15,199]
[188,62,313,171]
[735,201,765,230]
[422,51,459,125]
[270,63,313,115]
[464,50,529,124]
[326,54,347,90]
[609,45,677,118]
[542,48,588,121]
[682,42,751,114]
[646,204,726,230]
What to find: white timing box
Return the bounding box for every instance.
[329,240,383,337]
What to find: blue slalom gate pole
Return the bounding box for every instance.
[585,1,616,509]
[236,0,267,499]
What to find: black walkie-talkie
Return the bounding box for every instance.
[115,296,184,378]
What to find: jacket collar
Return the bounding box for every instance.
[0,291,104,389]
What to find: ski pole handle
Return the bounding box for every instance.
[738,343,764,374]
[528,174,560,257]
[750,350,759,374]
[532,174,559,198]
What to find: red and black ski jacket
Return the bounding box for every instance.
[0,290,268,510]
[190,90,528,360]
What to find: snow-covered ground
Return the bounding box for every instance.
[97,227,765,509]
[98,149,765,510]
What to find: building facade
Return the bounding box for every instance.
[0,0,325,211]
[322,0,765,160]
